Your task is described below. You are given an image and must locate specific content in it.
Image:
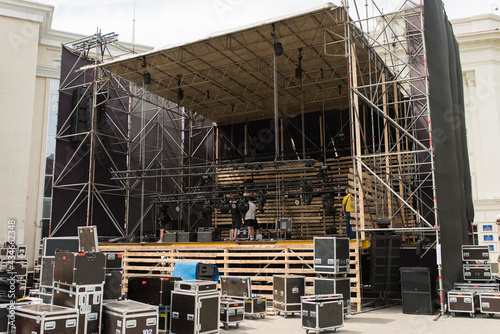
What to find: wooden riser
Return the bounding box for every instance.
[100,241,362,311]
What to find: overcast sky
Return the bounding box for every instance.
[42,0,497,47]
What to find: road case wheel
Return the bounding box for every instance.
[260,314,265,319]
[224,324,229,330]
[470,313,475,318]
[236,323,239,329]
[451,312,456,317]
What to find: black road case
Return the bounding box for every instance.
[77,226,99,252]
[170,290,220,334]
[454,282,500,291]
[313,277,351,314]
[448,290,477,318]
[175,280,218,294]
[177,232,197,243]
[127,276,181,306]
[52,282,103,334]
[232,296,267,319]
[220,276,252,298]
[479,292,500,317]
[40,257,55,288]
[273,275,305,317]
[197,228,221,243]
[301,295,344,333]
[102,300,158,334]
[463,264,492,282]
[10,304,78,334]
[462,245,490,262]
[103,252,123,269]
[220,299,244,330]
[53,252,105,285]
[313,237,350,274]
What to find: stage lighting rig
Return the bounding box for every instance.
[238,197,249,214]
[203,199,214,214]
[257,192,267,213]
[219,198,230,214]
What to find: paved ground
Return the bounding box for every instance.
[226,305,500,333]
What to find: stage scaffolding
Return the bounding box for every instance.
[52,1,446,313]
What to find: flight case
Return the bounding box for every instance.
[102,300,159,334]
[52,282,103,334]
[462,245,490,262]
[273,275,305,317]
[301,294,344,333]
[479,291,500,317]
[170,290,220,334]
[220,276,252,298]
[447,290,477,318]
[219,299,244,330]
[313,237,350,274]
[9,304,78,334]
[232,296,267,319]
[463,264,492,282]
[53,252,105,285]
[127,276,182,306]
[313,277,351,314]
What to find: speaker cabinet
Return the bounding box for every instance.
[400,267,435,315]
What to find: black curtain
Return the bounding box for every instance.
[424,0,474,292]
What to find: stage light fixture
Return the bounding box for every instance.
[203,200,214,214]
[143,71,151,85]
[303,187,313,205]
[238,198,249,214]
[257,193,266,213]
[274,41,284,56]
[198,211,207,220]
[219,199,230,214]
[294,195,301,206]
[318,165,329,178]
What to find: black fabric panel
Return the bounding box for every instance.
[424,0,474,293]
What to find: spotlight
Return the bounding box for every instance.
[203,200,214,214]
[219,199,230,214]
[294,195,301,206]
[303,187,313,205]
[274,41,284,56]
[198,211,207,220]
[238,197,249,214]
[257,193,266,213]
[143,71,151,85]
[318,165,329,178]
[322,194,334,215]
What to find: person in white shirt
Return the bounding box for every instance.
[244,198,258,241]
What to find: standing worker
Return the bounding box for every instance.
[157,204,172,243]
[230,199,242,241]
[342,190,356,239]
[245,198,258,241]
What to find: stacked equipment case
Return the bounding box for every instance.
[273,275,305,317]
[313,238,350,274]
[313,277,351,315]
[219,299,244,330]
[220,276,266,319]
[102,300,159,334]
[9,304,78,334]
[301,294,344,333]
[127,276,182,332]
[170,280,220,334]
[448,245,500,317]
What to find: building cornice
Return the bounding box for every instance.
[0,0,53,41]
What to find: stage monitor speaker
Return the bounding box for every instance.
[400,267,435,315]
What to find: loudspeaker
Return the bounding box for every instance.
[400,267,435,315]
[69,86,92,143]
[370,234,401,293]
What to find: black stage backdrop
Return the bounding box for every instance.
[424,0,474,291]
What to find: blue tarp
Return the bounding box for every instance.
[172,261,219,281]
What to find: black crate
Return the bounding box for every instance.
[42,237,79,257]
[163,232,178,243]
[220,276,252,298]
[313,277,351,313]
[220,299,245,329]
[197,230,221,243]
[53,252,105,285]
[102,300,158,334]
[196,263,218,281]
[127,276,181,307]
[52,282,103,334]
[301,295,343,332]
[170,290,220,334]
[104,252,123,269]
[10,304,78,334]
[177,232,196,243]
[479,292,500,315]
[104,269,123,300]
[462,245,490,262]
[273,275,305,315]
[313,237,350,274]
[174,280,218,294]
[233,296,267,318]
[454,282,500,291]
[448,290,477,317]
[463,264,492,282]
